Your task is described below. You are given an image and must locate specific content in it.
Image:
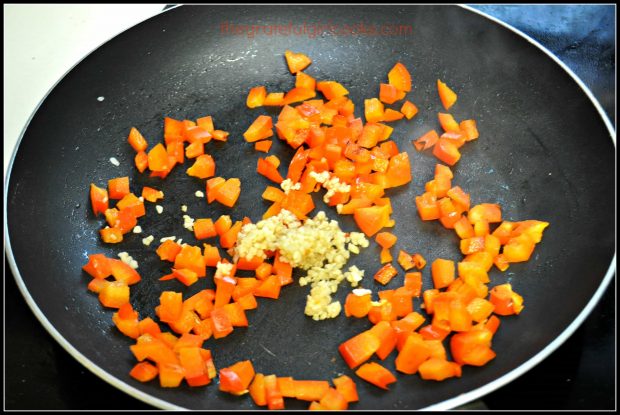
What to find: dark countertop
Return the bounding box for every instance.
[4,4,615,410]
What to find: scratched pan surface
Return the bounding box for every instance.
[5,5,615,410]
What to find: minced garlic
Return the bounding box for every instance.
[352,288,372,296]
[132,225,142,234]
[280,178,301,194]
[344,265,365,287]
[155,205,164,214]
[305,281,342,320]
[309,171,351,203]
[118,252,138,269]
[183,215,195,231]
[142,235,154,246]
[234,209,368,320]
[216,261,234,277]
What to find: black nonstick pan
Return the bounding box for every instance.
[5,5,615,410]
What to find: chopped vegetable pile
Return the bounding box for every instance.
[83,49,549,409]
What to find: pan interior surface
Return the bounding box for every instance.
[5,5,615,410]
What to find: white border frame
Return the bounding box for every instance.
[3,4,616,411]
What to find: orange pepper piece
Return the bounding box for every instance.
[284,50,312,74]
[254,140,272,153]
[355,362,397,390]
[127,127,148,152]
[134,151,148,173]
[437,79,458,110]
[244,115,274,142]
[388,62,411,92]
[374,263,398,285]
[332,375,358,402]
[129,362,159,382]
[413,130,439,151]
[400,100,418,119]
[316,81,349,100]
[247,86,267,108]
[219,360,255,394]
[213,178,241,208]
[339,330,380,369]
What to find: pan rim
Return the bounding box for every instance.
[3,4,616,410]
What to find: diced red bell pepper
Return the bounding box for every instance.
[186,154,215,179]
[364,98,384,123]
[219,360,255,394]
[353,204,390,237]
[418,357,462,381]
[244,115,274,142]
[253,275,281,299]
[403,272,423,297]
[332,375,358,402]
[210,307,234,339]
[257,157,284,184]
[416,192,441,221]
[108,176,130,200]
[431,258,455,289]
[284,50,312,74]
[212,178,240,207]
[296,72,316,90]
[319,387,348,410]
[109,259,141,285]
[116,193,145,217]
[82,254,112,279]
[284,87,316,105]
[113,303,140,338]
[141,186,164,203]
[249,373,267,406]
[355,362,397,390]
[388,62,411,92]
[178,346,211,387]
[466,297,495,323]
[99,280,130,308]
[147,143,170,172]
[264,374,285,410]
[339,330,381,369]
[90,183,109,216]
[317,81,349,100]
[489,283,524,315]
[374,263,398,285]
[130,361,159,382]
[174,245,206,277]
[400,100,418,119]
[220,220,243,249]
[127,127,148,152]
[254,140,273,153]
[293,380,330,401]
[369,321,398,360]
[344,290,372,318]
[134,151,148,173]
[433,138,461,166]
[395,333,432,374]
[437,79,457,110]
[450,328,496,366]
[459,119,479,141]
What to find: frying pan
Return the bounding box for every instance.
[5,5,615,410]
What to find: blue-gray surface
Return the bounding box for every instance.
[470,5,615,123]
